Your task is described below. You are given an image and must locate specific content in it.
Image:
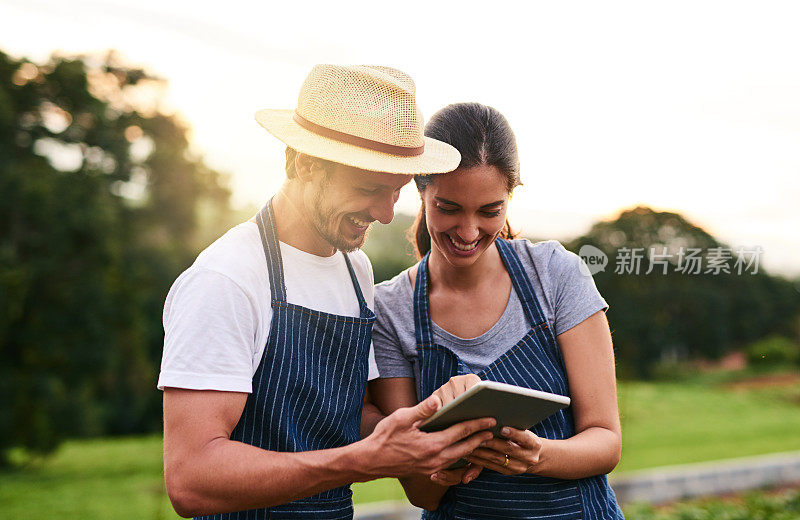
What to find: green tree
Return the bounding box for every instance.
[0,50,235,463]
[362,212,417,284]
[566,206,800,378]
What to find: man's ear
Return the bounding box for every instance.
[294,152,327,183]
[293,152,313,182]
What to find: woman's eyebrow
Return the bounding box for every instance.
[434,197,460,206]
[481,200,505,208]
[434,197,504,208]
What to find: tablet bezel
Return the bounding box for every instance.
[420,380,571,433]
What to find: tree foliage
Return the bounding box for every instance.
[362,213,417,284]
[0,50,235,463]
[565,206,800,378]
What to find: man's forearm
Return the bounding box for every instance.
[167,437,377,517]
[166,393,496,517]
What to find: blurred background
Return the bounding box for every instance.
[1,1,799,518]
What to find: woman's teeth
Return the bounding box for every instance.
[448,235,479,251]
[349,216,370,228]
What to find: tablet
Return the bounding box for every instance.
[420,380,570,438]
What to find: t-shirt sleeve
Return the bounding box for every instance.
[548,243,609,336]
[372,280,415,379]
[158,267,259,392]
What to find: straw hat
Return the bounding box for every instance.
[255,64,461,175]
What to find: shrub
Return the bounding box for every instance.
[624,487,800,520]
[745,335,800,368]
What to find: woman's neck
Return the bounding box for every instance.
[427,240,504,292]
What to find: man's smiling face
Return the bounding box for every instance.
[306,161,412,252]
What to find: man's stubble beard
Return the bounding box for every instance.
[309,179,369,253]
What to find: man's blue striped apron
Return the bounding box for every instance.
[196,199,375,520]
[414,238,624,520]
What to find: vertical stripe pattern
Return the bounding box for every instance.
[195,199,375,520]
[415,238,624,519]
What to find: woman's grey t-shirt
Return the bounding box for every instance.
[372,239,608,383]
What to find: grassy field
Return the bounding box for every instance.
[0,435,177,520]
[1,372,799,519]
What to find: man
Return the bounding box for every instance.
[158,64,496,519]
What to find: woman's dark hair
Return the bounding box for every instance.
[411,102,521,258]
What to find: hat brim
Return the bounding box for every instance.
[255,109,461,175]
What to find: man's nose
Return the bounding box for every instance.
[370,191,398,225]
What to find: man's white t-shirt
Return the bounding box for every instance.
[158,221,379,392]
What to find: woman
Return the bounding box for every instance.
[369,102,624,519]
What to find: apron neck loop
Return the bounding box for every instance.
[256,197,287,302]
[256,197,371,314]
[413,253,436,346]
[495,238,548,327]
[342,252,370,313]
[413,239,551,345]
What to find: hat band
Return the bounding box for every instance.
[293,112,425,157]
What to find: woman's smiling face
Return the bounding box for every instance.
[423,164,510,267]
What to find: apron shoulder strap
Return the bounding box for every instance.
[495,238,548,327]
[255,197,287,302]
[412,253,436,347]
[341,251,371,314]
[256,197,372,313]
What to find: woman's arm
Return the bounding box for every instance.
[539,309,621,476]
[360,387,386,438]
[369,377,482,510]
[466,310,621,478]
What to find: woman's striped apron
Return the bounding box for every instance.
[196,199,375,519]
[414,238,624,519]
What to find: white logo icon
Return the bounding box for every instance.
[578,245,608,276]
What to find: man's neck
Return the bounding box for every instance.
[256,184,337,257]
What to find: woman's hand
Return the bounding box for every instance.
[429,462,484,486]
[433,374,482,407]
[464,426,542,475]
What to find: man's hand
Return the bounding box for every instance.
[359,393,495,479]
[432,374,482,407]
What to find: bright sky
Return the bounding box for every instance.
[2,0,798,277]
